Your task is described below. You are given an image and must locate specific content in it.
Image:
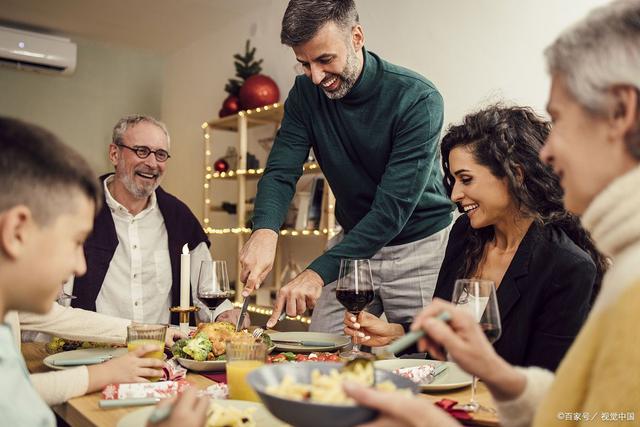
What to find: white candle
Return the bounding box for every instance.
[180,243,190,310]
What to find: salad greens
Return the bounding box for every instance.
[183,333,213,361]
[171,326,270,362]
[171,333,213,361]
[170,339,188,359]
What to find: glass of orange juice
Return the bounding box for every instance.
[226,341,267,402]
[126,323,167,380]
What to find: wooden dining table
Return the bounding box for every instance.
[22,342,499,427]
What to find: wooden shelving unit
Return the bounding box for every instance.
[201,103,336,301]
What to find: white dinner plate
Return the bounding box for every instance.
[267,332,350,353]
[374,359,472,391]
[117,399,285,427]
[176,357,226,372]
[43,347,128,370]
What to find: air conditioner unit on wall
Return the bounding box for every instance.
[0,25,77,76]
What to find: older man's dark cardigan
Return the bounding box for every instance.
[72,174,209,325]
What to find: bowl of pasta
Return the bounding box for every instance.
[247,361,418,427]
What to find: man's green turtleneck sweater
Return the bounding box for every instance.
[252,49,453,284]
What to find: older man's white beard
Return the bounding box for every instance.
[119,170,160,200]
[128,181,156,199]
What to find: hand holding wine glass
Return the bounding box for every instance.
[197,260,231,322]
[412,298,528,404]
[336,258,375,359]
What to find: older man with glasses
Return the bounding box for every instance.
[67,115,241,326]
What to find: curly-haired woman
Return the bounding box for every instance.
[344,105,607,371]
[431,105,607,371]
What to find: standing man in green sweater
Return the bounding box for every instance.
[240,0,453,334]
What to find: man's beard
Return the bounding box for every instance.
[320,48,361,100]
[117,160,161,200]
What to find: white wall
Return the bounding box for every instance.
[359,0,609,126]
[161,0,293,211]
[0,37,164,175]
[161,0,294,281]
[161,0,610,282]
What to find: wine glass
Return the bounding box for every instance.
[336,258,375,359]
[451,278,502,412]
[197,260,231,322]
[56,286,76,306]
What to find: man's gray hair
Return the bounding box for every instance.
[545,0,640,157]
[112,114,170,148]
[281,0,359,46]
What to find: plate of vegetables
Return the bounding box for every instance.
[45,336,120,354]
[171,322,274,372]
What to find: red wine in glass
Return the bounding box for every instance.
[336,258,375,359]
[199,292,231,310]
[336,289,374,314]
[197,260,230,322]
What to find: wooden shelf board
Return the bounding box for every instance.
[207,104,284,131]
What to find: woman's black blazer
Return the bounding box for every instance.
[432,215,596,371]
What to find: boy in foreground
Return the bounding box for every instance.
[0,117,206,426]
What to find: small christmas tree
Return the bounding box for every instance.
[225,40,263,97]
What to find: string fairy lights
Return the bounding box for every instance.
[233,301,311,325]
[203,227,336,238]
[200,103,336,323]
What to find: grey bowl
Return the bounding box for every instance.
[247,362,419,427]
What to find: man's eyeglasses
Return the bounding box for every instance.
[116,143,171,162]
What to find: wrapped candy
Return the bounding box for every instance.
[102,380,190,400]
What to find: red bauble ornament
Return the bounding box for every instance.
[219,95,240,118]
[219,96,239,118]
[214,158,229,172]
[239,74,280,110]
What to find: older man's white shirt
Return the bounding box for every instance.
[66,176,231,324]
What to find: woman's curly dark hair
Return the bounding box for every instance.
[440,104,607,299]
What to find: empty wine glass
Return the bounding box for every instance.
[451,278,502,412]
[336,258,375,359]
[197,260,231,322]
